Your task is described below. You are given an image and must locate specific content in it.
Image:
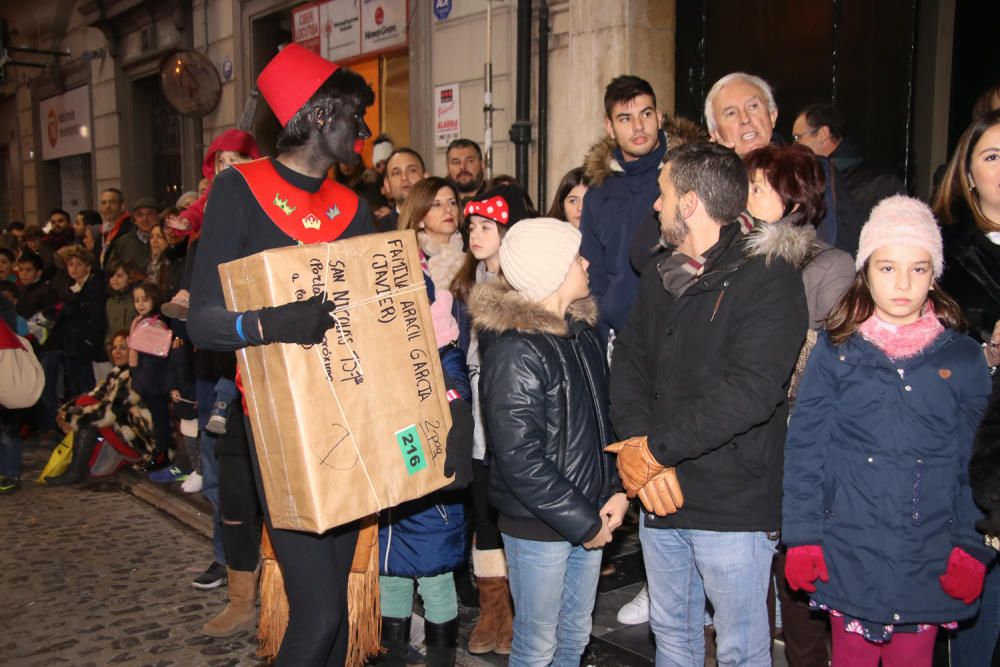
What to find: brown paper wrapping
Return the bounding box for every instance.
[219,231,452,533]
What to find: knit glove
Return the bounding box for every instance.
[441,378,474,491]
[257,293,336,345]
[605,436,666,497]
[785,545,830,593]
[939,547,987,604]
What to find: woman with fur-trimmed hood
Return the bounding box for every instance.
[743,144,855,667]
[469,218,626,666]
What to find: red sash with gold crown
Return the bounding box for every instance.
[232,158,359,244]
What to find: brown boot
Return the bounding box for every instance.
[202,567,259,637]
[468,548,512,655]
[493,578,513,655]
[469,577,506,654]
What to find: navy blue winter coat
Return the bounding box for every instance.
[580,130,667,341]
[378,277,469,578]
[783,329,994,625]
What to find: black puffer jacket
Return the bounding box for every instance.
[611,221,808,532]
[469,283,619,545]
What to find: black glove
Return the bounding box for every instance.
[257,293,335,345]
[442,381,474,491]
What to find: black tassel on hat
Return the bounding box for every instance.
[237,86,260,133]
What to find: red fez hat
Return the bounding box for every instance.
[257,44,340,127]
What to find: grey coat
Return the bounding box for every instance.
[746,219,855,329]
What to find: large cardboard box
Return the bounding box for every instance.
[219,231,452,533]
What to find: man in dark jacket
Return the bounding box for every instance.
[792,103,906,220]
[580,75,667,343]
[609,142,807,666]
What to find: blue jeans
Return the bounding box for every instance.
[196,378,225,565]
[36,349,63,431]
[640,522,776,667]
[503,534,602,667]
[951,561,1000,666]
[200,430,225,565]
[0,430,22,479]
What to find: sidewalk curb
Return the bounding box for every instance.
[120,472,213,539]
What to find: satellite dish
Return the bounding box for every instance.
[159,50,222,117]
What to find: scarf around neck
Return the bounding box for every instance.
[858,304,944,361]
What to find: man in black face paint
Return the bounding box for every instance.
[187,44,375,667]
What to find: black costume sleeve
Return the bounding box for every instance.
[187,169,263,351]
[187,167,375,352]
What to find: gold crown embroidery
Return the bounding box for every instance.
[273,194,296,216]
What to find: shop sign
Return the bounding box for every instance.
[361,0,407,54]
[39,86,91,161]
[322,0,362,62]
[295,0,407,61]
[292,2,323,54]
[434,83,460,148]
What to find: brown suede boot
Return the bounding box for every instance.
[468,577,506,654]
[468,548,514,655]
[202,567,259,637]
[493,578,513,655]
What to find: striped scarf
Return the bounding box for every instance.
[658,212,753,297]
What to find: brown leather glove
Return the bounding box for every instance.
[637,468,685,516]
[605,436,666,497]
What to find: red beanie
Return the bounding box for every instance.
[257,44,340,127]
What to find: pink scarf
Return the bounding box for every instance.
[857,305,944,361]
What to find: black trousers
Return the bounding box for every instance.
[470,458,503,551]
[218,451,261,572]
[246,416,359,667]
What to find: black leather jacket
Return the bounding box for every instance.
[469,283,619,545]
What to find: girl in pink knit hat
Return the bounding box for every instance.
[781,195,993,666]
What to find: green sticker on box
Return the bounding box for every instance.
[395,425,427,475]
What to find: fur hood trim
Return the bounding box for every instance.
[468,281,598,336]
[745,219,825,270]
[419,231,466,295]
[584,114,708,186]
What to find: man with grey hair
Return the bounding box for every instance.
[704,72,863,254]
[705,72,779,158]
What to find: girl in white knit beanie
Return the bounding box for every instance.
[782,195,992,666]
[467,217,628,666]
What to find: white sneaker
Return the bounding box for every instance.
[617,585,650,625]
[181,471,203,493]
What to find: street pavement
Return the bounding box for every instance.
[1,443,791,666]
[1,446,262,666]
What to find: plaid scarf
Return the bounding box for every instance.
[658,212,754,298]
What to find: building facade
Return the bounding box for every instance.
[0,0,980,226]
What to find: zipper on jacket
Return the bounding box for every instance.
[383,508,393,570]
[436,503,449,524]
[557,379,569,471]
[911,458,923,526]
[710,289,727,322]
[573,333,612,492]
